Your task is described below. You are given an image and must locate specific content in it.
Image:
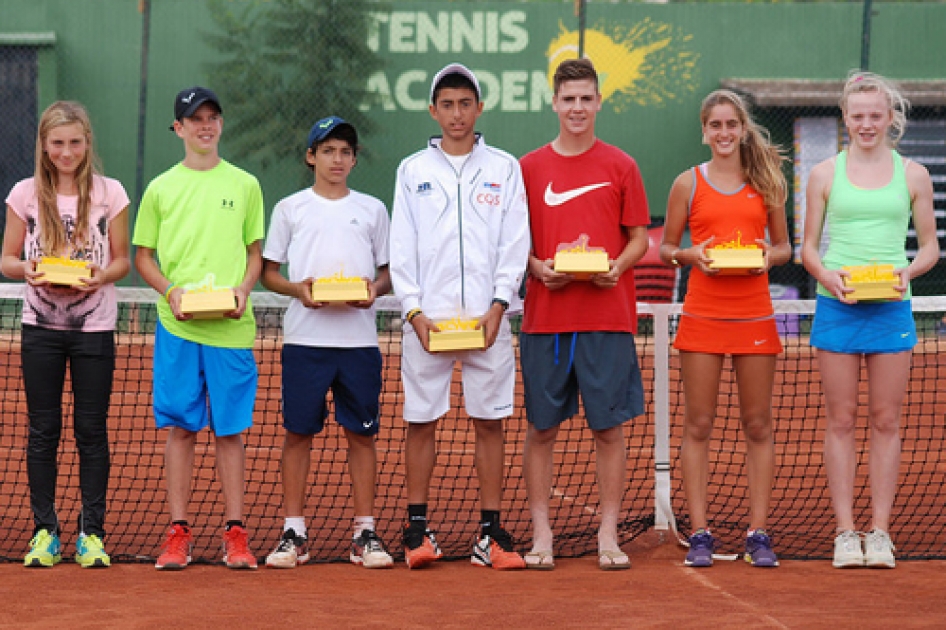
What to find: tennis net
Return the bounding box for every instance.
[0,286,943,563]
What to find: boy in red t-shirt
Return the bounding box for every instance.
[519,58,649,571]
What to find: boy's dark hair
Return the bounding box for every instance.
[432,73,479,105]
[553,58,599,95]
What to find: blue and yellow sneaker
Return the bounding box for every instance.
[75,533,111,568]
[24,529,62,568]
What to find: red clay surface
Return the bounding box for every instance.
[1,532,943,629]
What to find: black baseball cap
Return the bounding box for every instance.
[169,86,222,130]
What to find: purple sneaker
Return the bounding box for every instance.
[685,529,716,567]
[745,530,779,567]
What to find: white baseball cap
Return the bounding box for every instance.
[429,63,482,103]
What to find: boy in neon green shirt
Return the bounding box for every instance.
[133,86,264,570]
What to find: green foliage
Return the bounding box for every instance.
[204,0,387,172]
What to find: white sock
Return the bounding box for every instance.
[353,516,375,539]
[284,517,307,539]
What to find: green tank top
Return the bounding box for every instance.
[817,150,912,298]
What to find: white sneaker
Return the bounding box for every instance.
[864,529,896,569]
[350,530,393,569]
[265,528,309,568]
[832,530,864,568]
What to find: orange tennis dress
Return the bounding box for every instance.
[673,165,782,355]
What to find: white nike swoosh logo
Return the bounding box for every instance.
[544,182,611,206]
[754,339,766,345]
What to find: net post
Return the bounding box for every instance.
[650,303,675,533]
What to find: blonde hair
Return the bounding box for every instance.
[34,101,101,257]
[840,71,910,146]
[700,89,787,210]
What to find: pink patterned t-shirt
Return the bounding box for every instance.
[6,175,129,331]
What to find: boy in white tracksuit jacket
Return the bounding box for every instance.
[389,63,530,571]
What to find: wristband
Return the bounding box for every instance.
[406,308,422,323]
[164,284,176,301]
[491,298,509,311]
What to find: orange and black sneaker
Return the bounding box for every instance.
[223,525,258,570]
[403,523,443,569]
[155,524,193,570]
[471,527,525,570]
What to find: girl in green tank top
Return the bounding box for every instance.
[800,72,938,570]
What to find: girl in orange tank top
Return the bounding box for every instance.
[659,89,791,568]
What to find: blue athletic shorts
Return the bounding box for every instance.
[520,331,645,431]
[281,344,382,436]
[153,320,257,436]
[810,294,916,354]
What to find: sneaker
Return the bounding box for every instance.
[403,524,443,569]
[24,529,62,568]
[350,529,394,569]
[75,534,111,568]
[155,524,193,570]
[832,530,864,569]
[471,527,526,570]
[265,528,310,569]
[864,529,896,569]
[684,529,716,567]
[223,525,258,570]
[744,530,779,567]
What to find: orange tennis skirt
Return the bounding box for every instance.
[673,313,783,355]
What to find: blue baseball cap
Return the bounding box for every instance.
[307,116,356,149]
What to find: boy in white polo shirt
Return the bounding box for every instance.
[261,117,393,569]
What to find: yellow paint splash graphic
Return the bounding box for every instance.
[547,18,700,110]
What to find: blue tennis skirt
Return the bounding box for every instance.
[810,295,916,354]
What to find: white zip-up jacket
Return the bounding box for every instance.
[390,135,529,321]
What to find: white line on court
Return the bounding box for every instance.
[680,565,790,629]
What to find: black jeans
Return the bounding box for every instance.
[21,324,114,538]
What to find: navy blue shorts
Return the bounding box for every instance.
[281,344,382,436]
[520,332,645,431]
[810,295,916,354]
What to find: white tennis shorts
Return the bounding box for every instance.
[400,318,515,422]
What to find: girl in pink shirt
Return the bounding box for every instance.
[1,101,130,568]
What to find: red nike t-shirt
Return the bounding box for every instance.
[520,140,650,333]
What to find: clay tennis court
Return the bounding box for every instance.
[1,296,945,627]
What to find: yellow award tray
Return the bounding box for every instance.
[429,328,485,352]
[842,265,900,301]
[311,279,369,302]
[180,289,236,319]
[708,248,765,275]
[553,251,609,279]
[36,258,91,286]
[844,281,900,301]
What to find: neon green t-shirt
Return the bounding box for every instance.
[133,160,265,348]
